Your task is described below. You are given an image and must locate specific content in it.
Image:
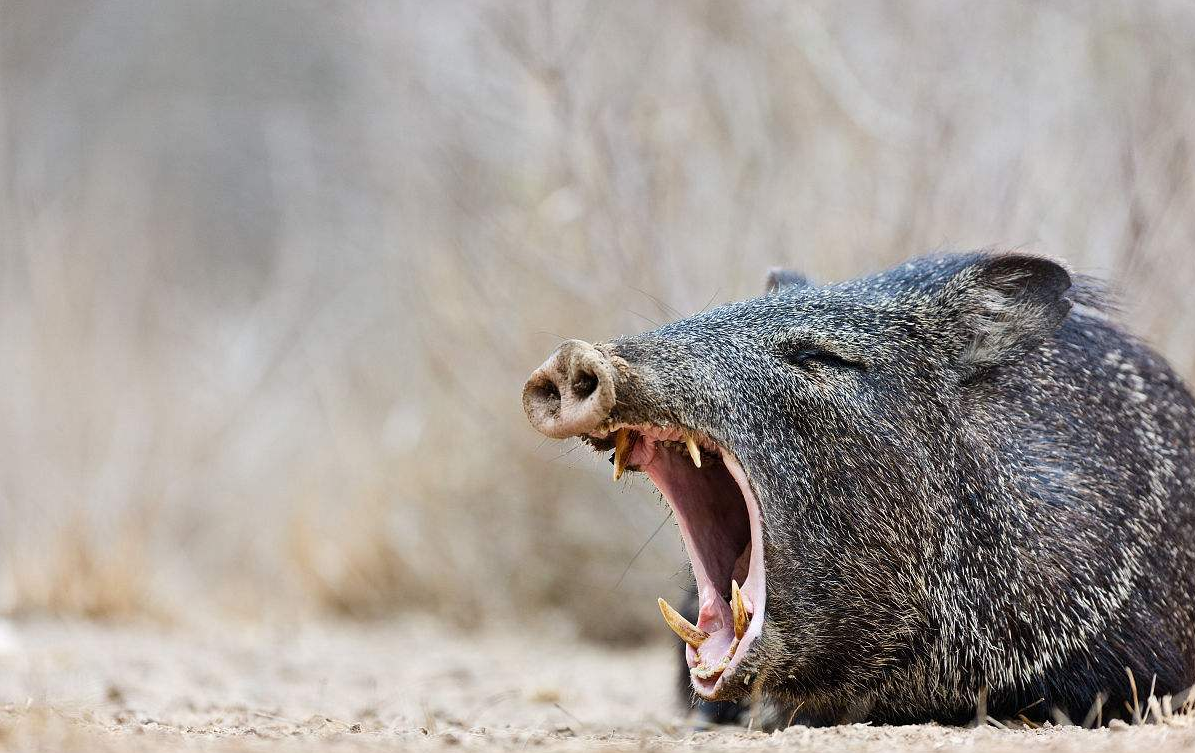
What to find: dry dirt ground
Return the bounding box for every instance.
[0,617,1192,752]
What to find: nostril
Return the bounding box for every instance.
[529,381,561,415]
[572,370,599,400]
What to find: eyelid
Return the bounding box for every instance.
[781,344,868,371]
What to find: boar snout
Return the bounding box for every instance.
[523,339,616,439]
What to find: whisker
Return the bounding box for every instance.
[611,509,673,591]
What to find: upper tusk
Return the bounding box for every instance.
[684,432,702,468]
[613,429,631,480]
[658,597,709,649]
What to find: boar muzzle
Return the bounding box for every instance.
[522,339,616,439]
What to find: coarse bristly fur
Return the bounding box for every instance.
[588,252,1195,726]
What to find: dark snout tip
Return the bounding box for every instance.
[522,339,616,439]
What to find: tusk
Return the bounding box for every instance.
[684,432,702,468]
[731,580,748,640]
[613,429,631,480]
[658,597,709,649]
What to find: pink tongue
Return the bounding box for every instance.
[698,627,736,666]
[694,596,735,666]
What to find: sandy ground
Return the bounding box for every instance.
[0,617,1192,752]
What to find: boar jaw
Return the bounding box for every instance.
[595,424,766,699]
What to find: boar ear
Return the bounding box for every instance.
[941,254,1072,374]
[765,268,813,295]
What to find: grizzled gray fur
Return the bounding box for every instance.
[535,252,1195,725]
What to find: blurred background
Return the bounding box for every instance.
[2,0,1194,644]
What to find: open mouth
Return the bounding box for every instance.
[588,424,766,698]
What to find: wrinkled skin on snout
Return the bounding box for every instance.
[522,253,1195,726]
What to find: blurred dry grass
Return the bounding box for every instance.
[1,0,1194,642]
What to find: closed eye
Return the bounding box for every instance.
[781,346,868,372]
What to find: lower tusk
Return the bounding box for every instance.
[731,580,748,640]
[684,432,702,468]
[613,429,631,480]
[658,597,709,649]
